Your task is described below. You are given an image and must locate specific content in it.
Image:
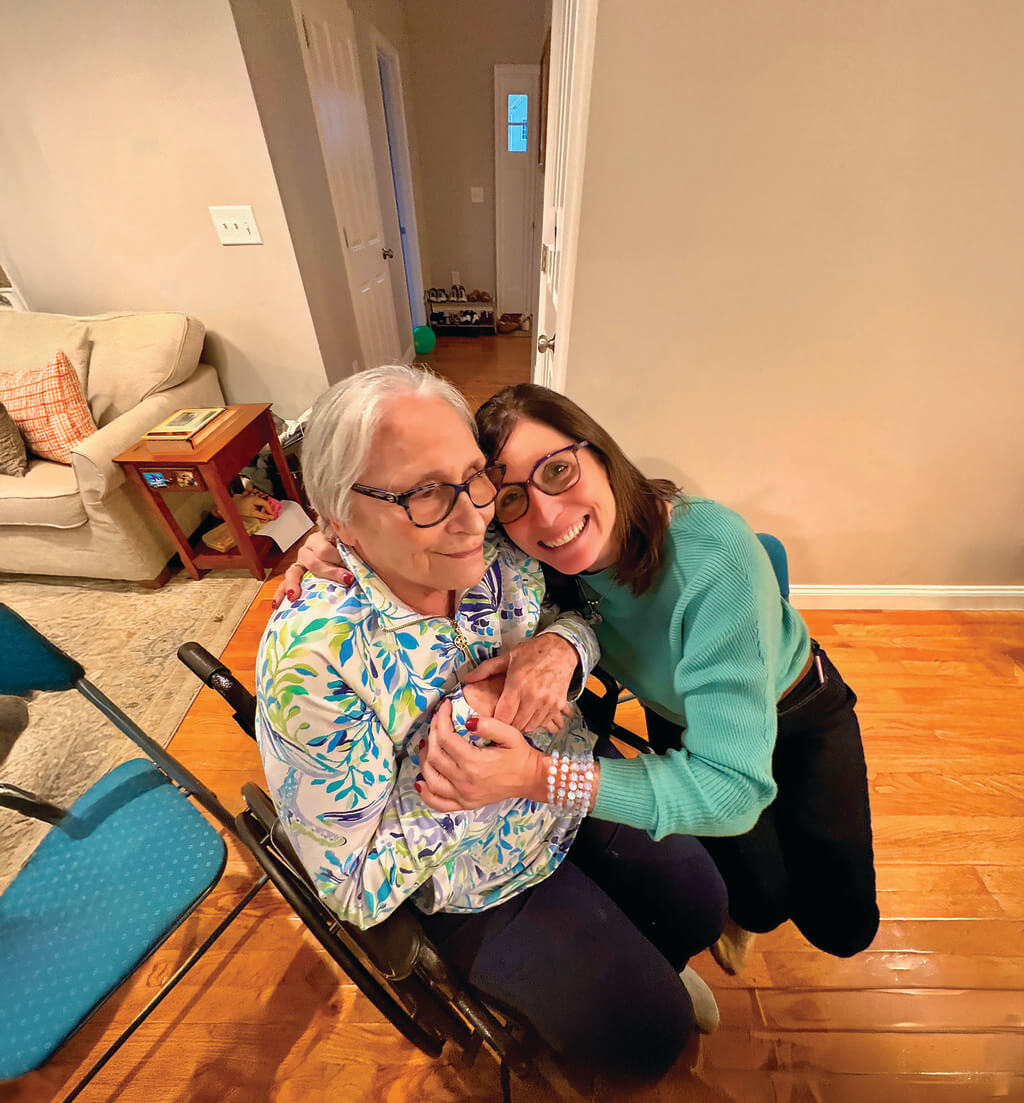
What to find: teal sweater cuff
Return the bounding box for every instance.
[591,756,660,833]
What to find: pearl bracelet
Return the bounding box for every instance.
[545,749,595,814]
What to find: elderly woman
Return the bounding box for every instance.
[257,366,726,1086]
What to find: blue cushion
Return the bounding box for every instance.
[756,532,790,599]
[0,759,226,1080]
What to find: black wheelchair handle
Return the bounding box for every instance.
[177,642,227,685]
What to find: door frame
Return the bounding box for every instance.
[371,25,426,337]
[534,0,599,393]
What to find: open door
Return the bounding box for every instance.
[299,0,402,371]
[534,0,599,393]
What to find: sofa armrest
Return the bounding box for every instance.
[71,364,225,506]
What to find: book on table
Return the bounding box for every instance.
[142,408,226,452]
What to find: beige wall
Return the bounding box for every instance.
[404,0,546,297]
[0,0,330,420]
[567,0,1024,590]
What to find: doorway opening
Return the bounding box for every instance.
[376,40,426,330]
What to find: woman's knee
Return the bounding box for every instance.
[559,969,694,1083]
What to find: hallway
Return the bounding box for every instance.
[420,332,532,412]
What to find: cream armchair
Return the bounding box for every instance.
[0,310,225,583]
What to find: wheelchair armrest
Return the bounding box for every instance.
[578,665,622,735]
[177,642,257,740]
[239,782,426,979]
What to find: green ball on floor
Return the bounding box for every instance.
[413,325,437,355]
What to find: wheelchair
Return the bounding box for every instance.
[173,531,788,1095]
[176,641,654,1101]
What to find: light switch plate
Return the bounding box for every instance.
[209,205,262,245]
[470,187,484,204]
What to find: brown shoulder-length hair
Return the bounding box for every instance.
[476,383,682,597]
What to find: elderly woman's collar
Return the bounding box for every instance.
[334,539,499,630]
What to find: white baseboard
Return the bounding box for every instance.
[789,585,1024,610]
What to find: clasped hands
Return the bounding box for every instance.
[416,633,579,811]
[273,529,579,734]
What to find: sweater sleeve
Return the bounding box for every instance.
[591,542,780,840]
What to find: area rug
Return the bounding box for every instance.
[0,571,262,892]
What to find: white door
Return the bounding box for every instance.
[495,64,540,319]
[299,0,402,371]
[535,0,599,392]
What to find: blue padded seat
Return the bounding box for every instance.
[0,758,226,1080]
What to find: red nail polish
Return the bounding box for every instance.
[342,571,354,585]
[287,590,296,601]
[418,739,425,750]
[466,717,478,732]
[414,782,423,793]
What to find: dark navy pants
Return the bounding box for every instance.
[417,751,727,1084]
[645,642,879,958]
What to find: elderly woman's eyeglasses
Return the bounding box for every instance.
[351,464,507,528]
[493,442,591,524]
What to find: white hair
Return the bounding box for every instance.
[301,364,475,527]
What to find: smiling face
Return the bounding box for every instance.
[330,394,494,613]
[496,417,619,575]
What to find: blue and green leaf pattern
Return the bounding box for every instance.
[255,532,598,929]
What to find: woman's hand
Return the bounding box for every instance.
[271,530,351,609]
[416,700,548,812]
[462,634,577,734]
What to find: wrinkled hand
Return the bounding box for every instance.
[461,674,505,720]
[416,700,547,812]
[463,634,577,734]
[271,530,351,608]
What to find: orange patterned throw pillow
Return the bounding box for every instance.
[0,349,98,464]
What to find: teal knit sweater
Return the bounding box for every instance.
[582,498,811,840]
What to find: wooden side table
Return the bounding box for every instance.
[115,403,310,581]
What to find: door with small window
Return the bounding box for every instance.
[494,65,541,324]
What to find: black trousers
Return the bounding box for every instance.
[644,642,879,959]
[417,748,727,1084]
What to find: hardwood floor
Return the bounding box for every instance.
[7,585,1021,1103]
[4,523,1022,1097]
[420,332,533,411]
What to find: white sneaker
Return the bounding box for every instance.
[679,966,720,1034]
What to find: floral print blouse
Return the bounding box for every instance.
[256,531,599,929]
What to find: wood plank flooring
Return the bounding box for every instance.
[419,332,533,411]
[8,594,1021,1103]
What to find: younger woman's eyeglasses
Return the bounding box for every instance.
[351,463,506,528]
[493,442,591,524]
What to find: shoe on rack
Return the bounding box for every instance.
[679,967,720,1035]
[479,290,493,303]
[467,289,481,302]
[436,287,448,301]
[459,284,468,301]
